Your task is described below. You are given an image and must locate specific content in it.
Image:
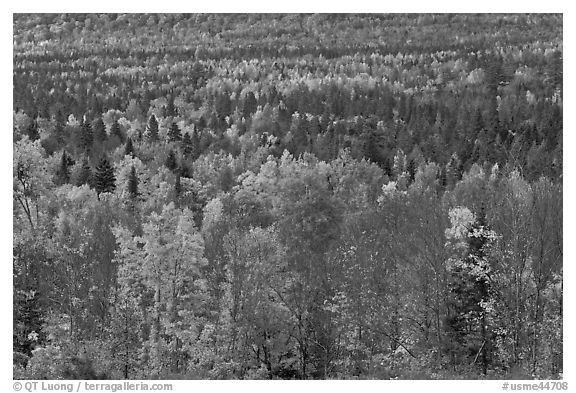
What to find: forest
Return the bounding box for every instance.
[13,14,562,380]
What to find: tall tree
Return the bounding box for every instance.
[79,118,94,153]
[92,117,107,143]
[56,151,71,185]
[168,122,182,142]
[127,165,138,199]
[165,150,178,172]
[146,114,159,142]
[76,157,93,187]
[94,156,116,195]
[181,132,192,157]
[124,137,135,158]
[243,91,258,119]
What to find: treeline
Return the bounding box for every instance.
[13,13,562,379]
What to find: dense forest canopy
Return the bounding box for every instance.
[13,13,562,380]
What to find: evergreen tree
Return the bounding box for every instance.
[166,94,177,117]
[406,158,417,183]
[181,132,193,157]
[94,156,116,195]
[79,118,93,153]
[243,91,258,119]
[127,165,139,198]
[124,137,135,157]
[174,172,182,206]
[289,114,309,156]
[146,114,159,141]
[363,129,387,168]
[92,117,107,142]
[165,149,178,172]
[76,157,93,187]
[13,289,45,357]
[168,122,182,142]
[190,129,201,161]
[56,151,71,185]
[53,110,66,143]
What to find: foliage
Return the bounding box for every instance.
[13,13,562,380]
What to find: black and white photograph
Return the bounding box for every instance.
[12,12,563,382]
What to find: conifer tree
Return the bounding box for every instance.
[190,129,201,161]
[406,159,417,183]
[53,110,66,143]
[146,114,159,141]
[56,151,71,185]
[181,132,192,157]
[166,95,177,117]
[94,156,116,195]
[13,289,45,357]
[168,122,182,142]
[76,157,93,187]
[165,150,178,172]
[174,172,182,206]
[124,137,135,158]
[243,91,258,119]
[80,118,93,153]
[92,117,107,142]
[127,165,139,198]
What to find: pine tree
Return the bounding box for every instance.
[166,94,177,117]
[406,159,417,183]
[363,129,386,168]
[13,289,45,357]
[110,119,124,143]
[168,122,182,142]
[56,151,71,185]
[124,137,135,157]
[165,150,178,172]
[94,156,116,195]
[127,165,139,198]
[76,157,93,187]
[190,129,201,161]
[53,110,66,143]
[146,114,159,141]
[80,118,93,152]
[174,172,182,206]
[181,132,192,157]
[243,91,258,119]
[92,118,107,142]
